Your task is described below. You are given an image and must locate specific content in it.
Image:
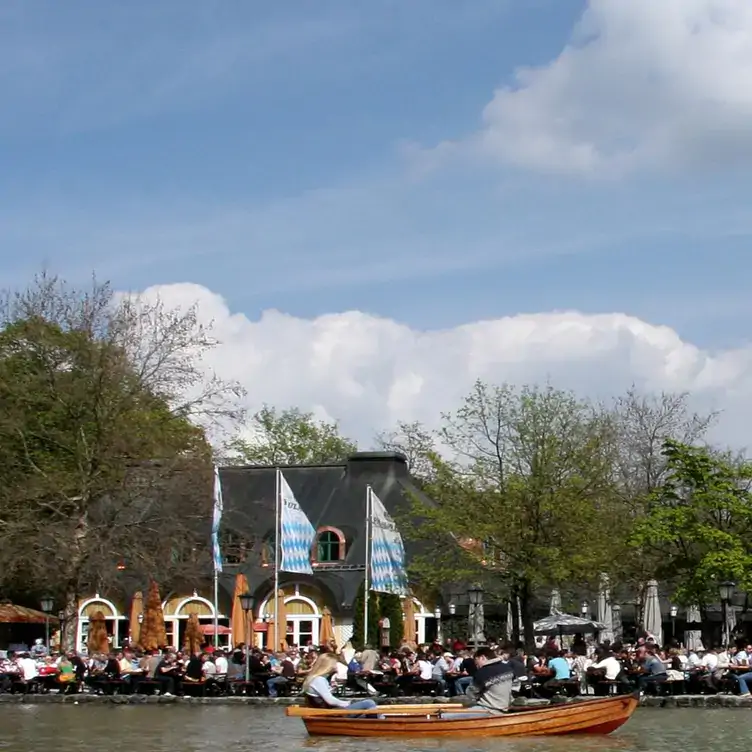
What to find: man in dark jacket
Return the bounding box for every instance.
[442,647,514,718]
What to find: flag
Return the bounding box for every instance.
[369,489,409,595]
[212,465,223,573]
[279,471,316,574]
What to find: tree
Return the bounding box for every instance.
[378,593,405,650]
[0,273,243,647]
[630,440,752,611]
[375,421,436,481]
[605,388,717,596]
[229,405,356,465]
[405,380,621,650]
[352,582,381,647]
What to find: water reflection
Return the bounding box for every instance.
[0,706,744,752]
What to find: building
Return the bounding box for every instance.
[72,452,444,652]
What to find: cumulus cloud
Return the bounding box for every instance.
[438,0,752,176]
[139,282,752,451]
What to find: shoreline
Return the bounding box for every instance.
[0,694,749,708]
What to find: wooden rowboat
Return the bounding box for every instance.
[287,693,639,738]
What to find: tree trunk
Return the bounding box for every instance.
[519,579,536,653]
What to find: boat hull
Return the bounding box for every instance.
[299,694,638,738]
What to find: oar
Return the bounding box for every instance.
[287,703,465,717]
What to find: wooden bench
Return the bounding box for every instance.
[182,680,208,697]
[135,679,160,695]
[407,679,441,696]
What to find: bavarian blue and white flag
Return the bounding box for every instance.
[279,471,316,574]
[369,489,409,595]
[211,465,223,573]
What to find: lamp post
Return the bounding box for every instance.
[580,600,589,619]
[467,585,484,647]
[40,595,54,649]
[719,581,735,647]
[669,605,678,643]
[434,606,442,645]
[238,592,256,684]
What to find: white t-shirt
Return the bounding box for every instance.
[214,656,228,674]
[701,653,718,671]
[418,660,433,680]
[591,657,621,681]
[19,657,38,680]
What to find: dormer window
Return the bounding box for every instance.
[314,527,346,563]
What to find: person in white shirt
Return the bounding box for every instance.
[417,654,433,680]
[214,651,228,677]
[18,654,38,681]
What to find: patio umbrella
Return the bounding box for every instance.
[319,606,335,646]
[129,591,143,647]
[0,602,60,624]
[87,610,109,654]
[549,590,562,615]
[612,604,623,642]
[140,580,167,651]
[184,613,203,655]
[402,596,417,644]
[597,574,615,644]
[506,597,523,642]
[642,580,664,647]
[269,589,288,650]
[230,573,251,648]
[724,605,737,648]
[684,605,704,651]
[534,611,607,636]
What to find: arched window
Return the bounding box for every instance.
[315,528,345,563]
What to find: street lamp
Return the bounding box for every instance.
[449,603,456,615]
[719,581,735,647]
[40,595,54,649]
[669,605,678,643]
[580,600,589,618]
[238,592,256,683]
[467,585,484,647]
[434,606,442,644]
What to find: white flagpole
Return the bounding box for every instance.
[274,467,281,651]
[213,570,219,648]
[363,485,372,646]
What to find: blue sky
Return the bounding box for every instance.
[1,0,750,353]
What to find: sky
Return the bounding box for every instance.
[3,0,752,449]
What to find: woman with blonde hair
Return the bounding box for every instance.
[302,652,378,712]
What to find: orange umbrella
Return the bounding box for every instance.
[270,588,288,651]
[129,591,143,647]
[231,573,251,648]
[140,580,167,651]
[402,596,417,644]
[184,613,203,655]
[87,611,109,654]
[319,606,335,646]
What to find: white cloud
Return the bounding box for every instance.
[439,0,752,176]
[140,282,752,451]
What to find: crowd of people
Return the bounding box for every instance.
[4,632,752,711]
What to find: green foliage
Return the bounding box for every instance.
[403,381,623,648]
[630,440,752,606]
[230,405,357,466]
[378,592,405,649]
[352,581,381,647]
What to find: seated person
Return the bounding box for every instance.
[303,654,378,714]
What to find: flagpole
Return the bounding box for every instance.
[213,569,219,648]
[364,485,371,646]
[274,467,281,651]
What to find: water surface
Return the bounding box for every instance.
[0,705,742,752]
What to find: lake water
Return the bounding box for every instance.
[0,705,744,752]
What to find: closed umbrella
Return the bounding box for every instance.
[270,589,288,651]
[402,597,417,644]
[184,613,203,655]
[129,591,143,647]
[684,605,704,652]
[140,580,167,651]
[87,611,109,655]
[506,597,523,642]
[725,605,737,648]
[549,590,562,615]
[319,606,335,647]
[597,574,615,644]
[642,580,664,647]
[231,573,251,648]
